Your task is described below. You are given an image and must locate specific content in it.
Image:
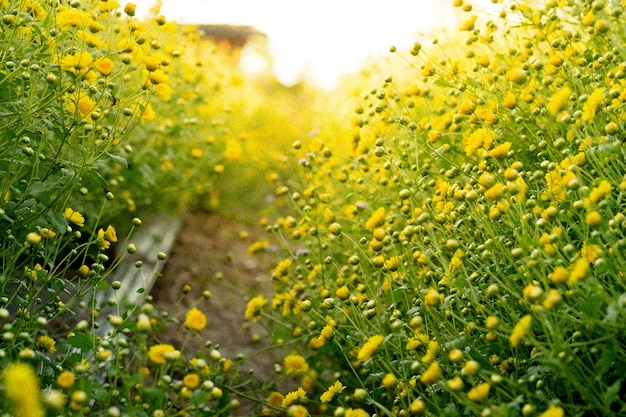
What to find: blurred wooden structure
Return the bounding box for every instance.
[196,24,266,54]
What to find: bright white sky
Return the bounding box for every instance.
[131,0,495,89]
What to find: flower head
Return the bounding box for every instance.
[320,380,346,403]
[148,343,176,364]
[245,295,267,322]
[357,334,384,362]
[3,362,44,417]
[284,354,309,376]
[184,307,207,331]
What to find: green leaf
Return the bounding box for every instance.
[106,151,128,168]
[45,209,67,234]
[67,333,93,352]
[603,379,622,408]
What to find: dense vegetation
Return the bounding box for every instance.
[1,0,625,416]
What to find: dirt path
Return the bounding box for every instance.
[148,210,284,413]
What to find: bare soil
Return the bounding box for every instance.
[148,209,285,413]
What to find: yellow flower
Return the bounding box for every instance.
[357,334,384,362]
[463,128,496,156]
[546,86,572,115]
[273,258,292,278]
[94,57,115,76]
[57,370,75,390]
[488,142,511,159]
[589,180,612,203]
[345,409,369,417]
[148,69,169,84]
[420,361,442,385]
[568,257,589,285]
[467,382,490,402]
[3,362,44,417]
[365,207,386,230]
[184,307,207,331]
[320,380,346,403]
[245,295,267,322]
[284,354,309,376]
[97,225,117,249]
[582,88,606,121]
[148,343,176,364]
[56,8,91,29]
[460,15,477,31]
[60,51,94,77]
[183,373,200,390]
[268,391,285,407]
[550,265,569,284]
[539,405,564,417]
[37,335,56,353]
[509,314,532,347]
[66,94,97,122]
[282,387,307,407]
[224,138,243,161]
[64,208,85,227]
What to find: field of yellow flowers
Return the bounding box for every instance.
[1,0,625,416]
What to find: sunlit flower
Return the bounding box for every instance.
[467,382,490,402]
[273,258,292,278]
[345,409,369,417]
[148,343,176,364]
[546,86,571,115]
[245,295,267,322]
[37,335,56,353]
[60,51,94,77]
[94,57,115,76]
[268,391,285,407]
[488,142,511,159]
[320,380,346,403]
[57,371,75,390]
[224,138,243,160]
[284,354,309,376]
[509,314,532,347]
[582,88,606,121]
[282,387,307,407]
[365,207,386,230]
[184,307,207,331]
[539,405,564,417]
[56,8,92,29]
[66,94,97,122]
[357,334,384,362]
[97,225,117,249]
[183,373,201,390]
[460,15,477,31]
[568,257,589,285]
[64,208,85,227]
[3,362,44,417]
[420,361,442,385]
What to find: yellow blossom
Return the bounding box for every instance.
[420,361,442,385]
[148,344,176,364]
[284,354,309,376]
[94,57,114,76]
[37,335,56,353]
[57,371,75,390]
[273,258,292,278]
[365,207,386,230]
[245,295,267,322]
[64,208,85,227]
[183,373,200,390]
[184,307,207,331]
[282,387,307,407]
[539,405,564,417]
[357,334,384,362]
[467,382,491,402]
[582,88,606,121]
[488,142,511,159]
[546,86,571,115]
[224,138,243,160]
[320,380,346,403]
[568,257,589,285]
[509,315,532,347]
[60,51,94,77]
[3,362,44,417]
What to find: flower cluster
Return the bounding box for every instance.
[249,1,626,416]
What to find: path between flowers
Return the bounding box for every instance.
[148,209,284,411]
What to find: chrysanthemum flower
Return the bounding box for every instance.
[357,334,384,362]
[320,380,346,403]
[509,315,532,347]
[282,387,306,407]
[148,343,176,364]
[467,382,491,402]
[64,208,85,227]
[284,354,309,376]
[184,307,207,331]
[245,295,267,322]
[3,362,44,417]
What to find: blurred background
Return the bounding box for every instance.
[130,0,501,89]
